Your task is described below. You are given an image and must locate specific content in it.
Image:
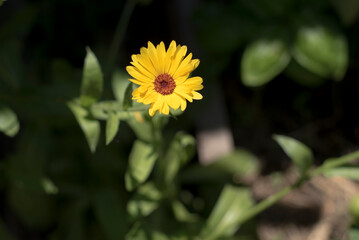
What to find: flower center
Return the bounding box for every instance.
[154,73,176,95]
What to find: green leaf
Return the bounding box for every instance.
[163,133,196,184]
[127,182,162,219]
[79,47,103,107]
[112,70,130,104]
[105,112,120,145]
[241,38,290,87]
[171,200,198,223]
[292,23,348,80]
[284,59,325,87]
[123,82,133,110]
[0,104,20,137]
[0,1,4,7]
[125,222,150,240]
[323,167,359,180]
[93,189,127,240]
[126,116,152,142]
[125,140,157,191]
[9,171,58,195]
[209,148,260,179]
[68,100,100,152]
[349,227,359,240]
[273,135,313,176]
[199,185,254,240]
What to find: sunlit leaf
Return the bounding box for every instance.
[93,189,127,240]
[112,70,130,104]
[273,134,313,176]
[209,148,260,179]
[241,38,290,87]
[163,133,196,184]
[171,200,198,223]
[125,140,157,191]
[68,101,100,152]
[199,185,254,240]
[292,23,348,80]
[0,104,20,137]
[323,167,359,180]
[127,182,162,219]
[79,47,103,107]
[105,112,119,145]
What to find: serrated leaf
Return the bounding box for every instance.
[0,104,19,137]
[112,70,130,103]
[68,101,100,152]
[323,167,359,180]
[127,182,162,219]
[79,47,103,107]
[292,23,348,80]
[199,185,254,240]
[241,38,290,87]
[163,133,196,184]
[93,189,127,240]
[273,134,313,176]
[105,112,119,145]
[125,141,157,191]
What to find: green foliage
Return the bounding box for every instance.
[105,112,120,145]
[273,135,313,176]
[241,37,290,87]
[80,48,104,107]
[323,167,359,180]
[0,104,19,137]
[292,22,348,81]
[199,185,254,240]
[125,140,158,191]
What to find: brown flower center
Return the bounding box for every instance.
[154,73,176,95]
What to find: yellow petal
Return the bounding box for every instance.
[137,50,157,76]
[126,66,153,83]
[173,64,195,79]
[175,88,193,102]
[156,42,166,73]
[149,104,156,116]
[162,100,170,115]
[184,76,203,85]
[174,76,187,85]
[191,59,200,69]
[143,90,158,104]
[192,91,203,100]
[147,41,161,74]
[165,94,180,110]
[169,45,187,76]
[131,55,156,78]
[164,41,177,73]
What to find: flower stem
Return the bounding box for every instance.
[310,149,359,177]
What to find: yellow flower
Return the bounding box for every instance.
[126,41,203,116]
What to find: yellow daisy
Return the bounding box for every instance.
[126,41,203,116]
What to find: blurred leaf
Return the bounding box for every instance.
[127,182,162,219]
[323,167,359,180]
[112,70,130,104]
[125,222,150,240]
[163,133,196,184]
[126,116,152,142]
[9,171,58,195]
[199,185,254,240]
[93,189,127,240]
[79,47,103,107]
[123,82,133,110]
[171,200,198,223]
[241,38,290,87]
[292,23,348,80]
[284,59,325,87]
[0,104,19,137]
[331,0,359,25]
[0,218,14,240]
[0,41,23,89]
[125,140,157,191]
[68,101,100,152]
[273,135,313,176]
[0,1,4,6]
[209,148,260,179]
[105,112,119,145]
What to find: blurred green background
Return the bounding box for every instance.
[1,0,359,239]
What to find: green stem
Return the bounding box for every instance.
[106,0,136,76]
[310,149,359,177]
[238,184,295,224]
